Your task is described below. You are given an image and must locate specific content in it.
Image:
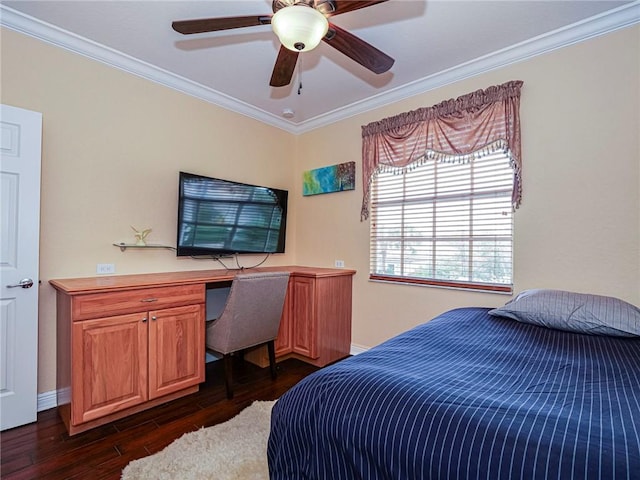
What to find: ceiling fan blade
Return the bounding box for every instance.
[323,23,394,74]
[172,15,271,35]
[325,0,389,17]
[270,46,299,87]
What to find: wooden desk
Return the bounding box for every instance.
[50,266,355,435]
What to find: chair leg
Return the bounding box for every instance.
[223,354,234,399]
[267,340,277,380]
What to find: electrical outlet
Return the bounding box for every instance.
[96,263,115,275]
[335,260,345,268]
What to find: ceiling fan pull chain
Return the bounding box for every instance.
[297,55,303,95]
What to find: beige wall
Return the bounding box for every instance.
[1,24,639,395]
[294,25,640,348]
[1,28,297,393]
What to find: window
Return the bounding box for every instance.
[370,151,514,292]
[361,81,523,293]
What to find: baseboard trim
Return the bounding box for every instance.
[37,390,58,412]
[350,344,369,356]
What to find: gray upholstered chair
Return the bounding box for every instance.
[205,271,290,399]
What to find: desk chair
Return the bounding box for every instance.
[205,271,290,399]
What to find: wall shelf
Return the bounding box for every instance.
[113,243,176,252]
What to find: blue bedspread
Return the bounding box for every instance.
[268,307,640,479]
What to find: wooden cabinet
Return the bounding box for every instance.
[51,266,353,435]
[148,304,204,399]
[291,276,317,358]
[274,281,293,356]
[71,312,148,425]
[299,273,353,367]
[53,281,205,435]
[259,272,353,368]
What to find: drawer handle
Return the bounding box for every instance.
[140,298,158,303]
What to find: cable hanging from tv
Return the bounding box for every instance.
[189,252,271,271]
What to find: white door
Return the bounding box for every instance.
[0,104,42,430]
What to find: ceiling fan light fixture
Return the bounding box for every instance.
[271,5,329,52]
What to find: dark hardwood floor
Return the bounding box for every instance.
[0,358,319,480]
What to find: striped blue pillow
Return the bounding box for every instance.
[489,289,640,337]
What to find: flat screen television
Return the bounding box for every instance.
[176,171,288,257]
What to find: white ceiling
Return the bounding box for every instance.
[2,1,638,133]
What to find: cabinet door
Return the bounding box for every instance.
[275,280,293,356]
[71,313,148,425]
[148,304,205,399]
[291,277,318,359]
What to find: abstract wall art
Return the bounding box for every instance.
[302,161,356,196]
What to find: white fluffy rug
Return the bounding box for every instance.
[121,400,275,480]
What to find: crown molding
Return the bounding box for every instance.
[0,5,292,130]
[293,1,640,134]
[2,2,638,135]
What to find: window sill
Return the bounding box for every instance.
[369,274,513,294]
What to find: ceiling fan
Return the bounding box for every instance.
[172,0,394,87]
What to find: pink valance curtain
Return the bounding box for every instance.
[361,80,523,220]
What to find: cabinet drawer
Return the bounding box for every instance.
[71,284,205,321]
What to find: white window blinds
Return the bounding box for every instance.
[370,150,514,292]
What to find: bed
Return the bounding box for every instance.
[268,291,640,479]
